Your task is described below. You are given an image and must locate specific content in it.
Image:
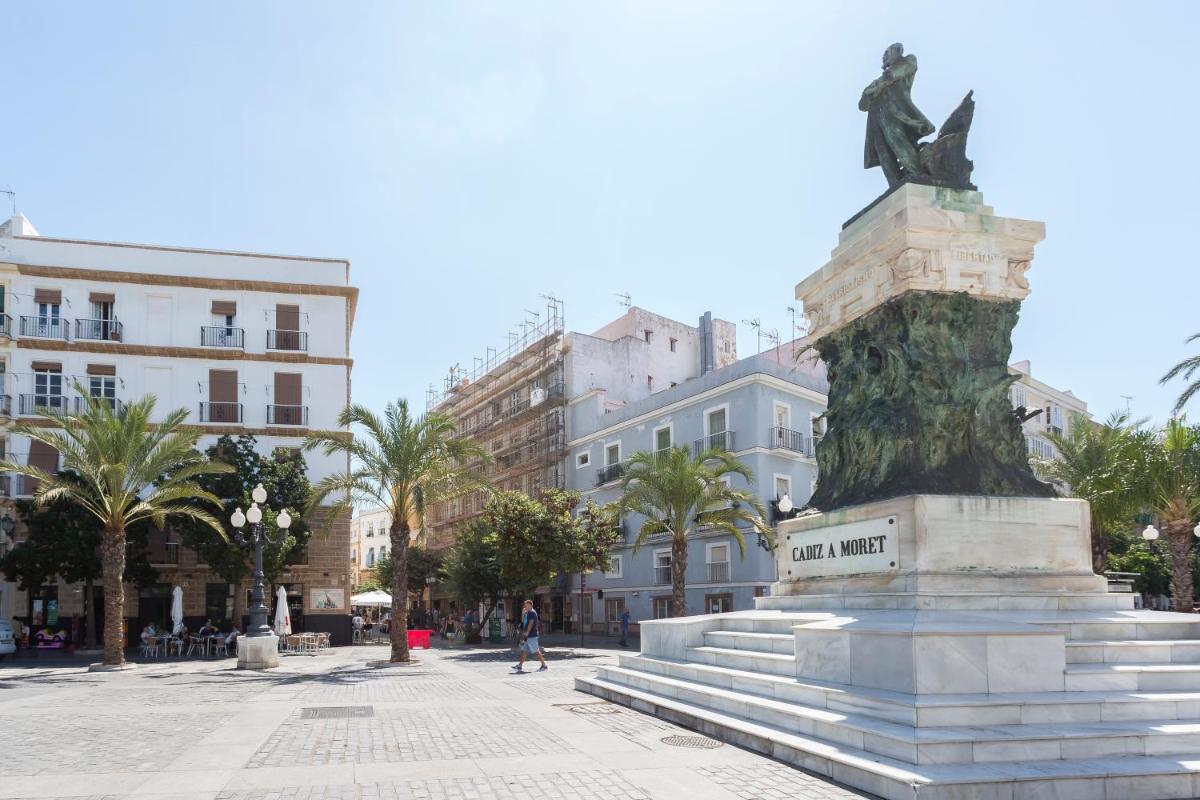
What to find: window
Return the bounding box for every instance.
[707,407,727,434]
[644,329,652,343]
[706,542,730,582]
[576,451,590,468]
[89,375,116,408]
[654,425,672,452]
[352,549,357,563]
[705,406,729,450]
[705,593,733,614]
[1012,385,1028,409]
[653,597,672,619]
[654,549,671,585]
[366,547,375,567]
[509,390,520,412]
[205,582,232,624]
[774,402,792,431]
[34,367,63,409]
[379,546,388,560]
[604,554,622,578]
[669,337,677,352]
[811,413,827,439]
[774,474,792,501]
[605,442,621,466]
[366,524,373,538]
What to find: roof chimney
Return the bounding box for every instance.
[0,213,38,238]
[699,312,715,375]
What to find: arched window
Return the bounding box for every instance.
[367,547,375,567]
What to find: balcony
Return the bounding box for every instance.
[267,329,308,352]
[0,395,11,417]
[267,404,309,426]
[769,426,815,457]
[1026,435,1057,460]
[706,561,731,582]
[200,326,244,348]
[75,318,123,342]
[654,565,672,585]
[20,316,69,340]
[0,314,12,338]
[74,396,125,414]
[19,394,66,415]
[0,474,31,498]
[692,430,735,455]
[595,462,625,486]
[200,401,243,423]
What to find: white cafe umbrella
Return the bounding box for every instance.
[274,586,291,636]
[350,589,392,607]
[170,585,184,634]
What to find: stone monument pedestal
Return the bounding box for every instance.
[236,634,279,670]
[578,497,1200,798]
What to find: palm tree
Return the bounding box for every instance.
[1140,418,1200,611]
[616,447,769,617]
[305,400,486,662]
[1161,334,1200,413]
[1036,411,1144,573]
[0,390,231,667]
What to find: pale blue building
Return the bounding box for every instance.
[566,345,828,634]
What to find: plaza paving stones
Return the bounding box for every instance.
[0,642,876,799]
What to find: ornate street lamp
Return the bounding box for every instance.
[231,483,292,637]
[1142,524,1160,541]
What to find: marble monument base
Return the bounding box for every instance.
[236,634,279,670]
[577,496,1200,799]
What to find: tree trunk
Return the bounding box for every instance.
[84,577,97,649]
[390,517,411,662]
[100,527,127,666]
[1091,517,1109,576]
[1166,518,1195,613]
[671,530,688,618]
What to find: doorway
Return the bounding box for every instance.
[604,597,625,636]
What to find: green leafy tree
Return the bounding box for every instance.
[0,493,158,648]
[1035,411,1145,573]
[1138,419,1200,609]
[616,447,769,617]
[1107,525,1171,597]
[1161,335,1200,414]
[0,391,231,666]
[173,435,311,622]
[443,519,505,625]
[306,400,487,663]
[374,545,442,600]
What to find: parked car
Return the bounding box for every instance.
[0,620,16,658]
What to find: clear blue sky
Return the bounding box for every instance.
[4,3,1198,423]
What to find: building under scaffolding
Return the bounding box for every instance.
[424,297,567,553]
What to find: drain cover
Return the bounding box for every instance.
[568,703,621,715]
[300,706,374,719]
[660,734,723,749]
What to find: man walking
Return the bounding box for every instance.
[512,599,548,673]
[618,607,631,647]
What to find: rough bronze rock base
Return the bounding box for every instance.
[808,291,1052,511]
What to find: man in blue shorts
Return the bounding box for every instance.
[512,599,548,673]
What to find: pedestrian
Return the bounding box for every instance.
[512,598,548,673]
[618,607,631,647]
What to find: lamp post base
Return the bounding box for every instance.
[236,634,279,670]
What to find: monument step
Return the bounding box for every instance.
[1065,663,1200,692]
[618,652,1200,726]
[1067,639,1200,664]
[1022,611,1200,642]
[595,663,1200,765]
[688,645,796,676]
[576,673,1200,800]
[758,591,1136,612]
[703,630,794,655]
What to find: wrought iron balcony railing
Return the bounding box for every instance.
[200,326,244,348]
[267,329,308,351]
[20,316,69,340]
[75,318,123,342]
[267,404,308,426]
[19,394,66,415]
[200,401,243,423]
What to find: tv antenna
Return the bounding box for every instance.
[1121,395,1133,413]
[615,292,631,309]
[0,189,14,217]
[742,318,765,354]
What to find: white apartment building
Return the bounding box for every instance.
[0,213,357,645]
[1009,359,1090,465]
[350,507,401,588]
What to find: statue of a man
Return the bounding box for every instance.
[860,43,935,188]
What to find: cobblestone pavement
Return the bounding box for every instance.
[0,642,877,799]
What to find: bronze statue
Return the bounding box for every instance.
[859,43,976,191]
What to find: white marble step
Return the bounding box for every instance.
[1065,663,1200,691]
[703,630,794,655]
[758,591,1137,612]
[576,673,1200,800]
[594,663,1200,765]
[1023,612,1200,642]
[688,645,796,676]
[1068,639,1200,664]
[620,653,1200,726]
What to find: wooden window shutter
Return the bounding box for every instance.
[27,439,59,491]
[274,373,301,405]
[276,304,300,331]
[209,369,238,403]
[86,364,116,376]
[88,292,116,304]
[211,300,237,316]
[30,361,62,373]
[33,289,62,305]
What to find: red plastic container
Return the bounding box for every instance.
[407,629,432,649]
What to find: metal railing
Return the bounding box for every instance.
[1026,435,1056,460]
[199,401,243,423]
[0,314,12,338]
[200,326,244,348]
[19,394,66,415]
[706,562,731,582]
[267,329,308,351]
[692,430,735,455]
[595,462,625,486]
[769,426,816,456]
[0,395,11,417]
[20,316,69,340]
[653,565,672,585]
[74,396,125,414]
[75,317,123,341]
[267,404,308,426]
[0,475,32,498]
